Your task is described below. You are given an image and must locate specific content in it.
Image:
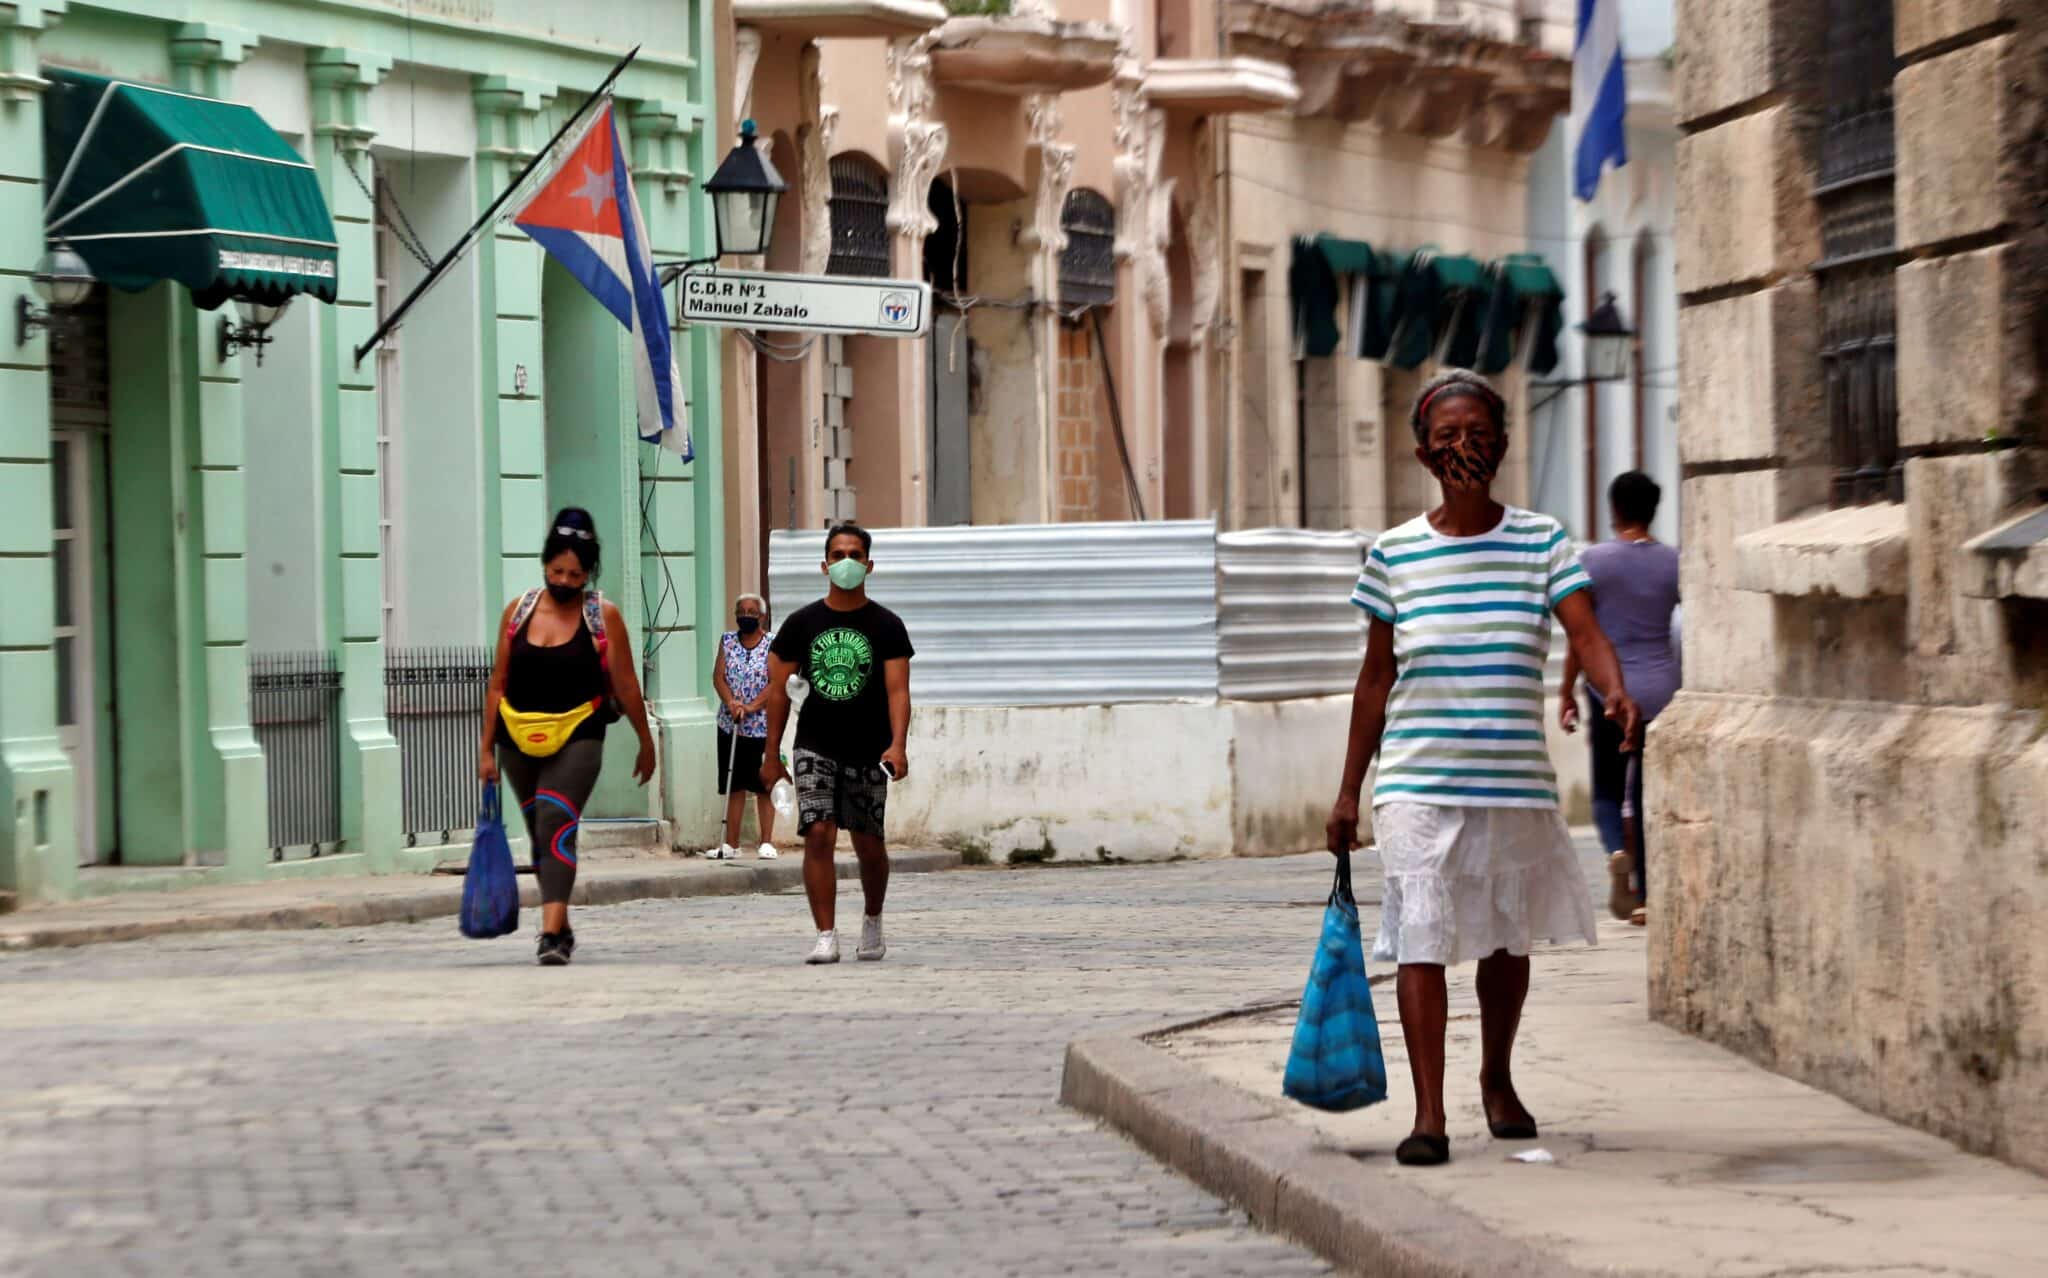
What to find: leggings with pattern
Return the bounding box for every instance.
[497,738,604,905]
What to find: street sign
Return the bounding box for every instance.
[676,268,931,338]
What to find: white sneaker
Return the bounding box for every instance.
[757,843,779,860]
[806,930,840,964]
[857,914,886,962]
[707,843,735,861]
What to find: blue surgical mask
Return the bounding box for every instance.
[827,558,869,591]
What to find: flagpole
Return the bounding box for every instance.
[351,44,642,367]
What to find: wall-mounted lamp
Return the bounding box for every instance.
[1529,291,1637,415]
[16,245,95,347]
[219,297,290,365]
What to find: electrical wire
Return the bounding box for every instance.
[1224,168,1679,251]
[637,439,684,666]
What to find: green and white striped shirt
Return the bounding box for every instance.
[1351,507,1590,810]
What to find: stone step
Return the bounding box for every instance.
[576,819,671,859]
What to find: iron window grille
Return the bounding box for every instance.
[386,646,494,845]
[826,154,891,278]
[1058,189,1118,310]
[250,651,344,857]
[1815,0,1902,505]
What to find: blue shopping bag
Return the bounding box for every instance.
[459,782,520,939]
[1282,851,1388,1111]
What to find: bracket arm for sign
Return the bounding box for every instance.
[656,257,720,287]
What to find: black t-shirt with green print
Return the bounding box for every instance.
[771,599,914,765]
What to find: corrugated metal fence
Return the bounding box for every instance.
[768,521,1376,706]
[1216,528,1370,701]
[770,521,1220,705]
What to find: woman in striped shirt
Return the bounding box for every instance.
[1325,369,1640,1167]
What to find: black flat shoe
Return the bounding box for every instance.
[1395,1133,1451,1166]
[1487,1118,1539,1140]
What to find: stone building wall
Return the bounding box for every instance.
[1654,0,2048,1173]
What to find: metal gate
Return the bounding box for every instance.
[249,651,344,857]
[385,646,492,844]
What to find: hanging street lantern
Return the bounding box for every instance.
[1578,290,1636,384]
[703,118,785,260]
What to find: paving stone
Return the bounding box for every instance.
[0,857,1372,1277]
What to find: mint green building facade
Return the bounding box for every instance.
[0,1,726,905]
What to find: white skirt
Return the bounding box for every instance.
[1371,802,1597,966]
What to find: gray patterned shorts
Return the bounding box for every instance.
[792,748,889,838]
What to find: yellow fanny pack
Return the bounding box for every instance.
[499,697,602,758]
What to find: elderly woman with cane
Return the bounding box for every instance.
[1326,369,1639,1166]
[710,593,778,860]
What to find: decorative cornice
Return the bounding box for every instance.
[1220,0,1571,147]
[0,0,60,102]
[472,74,557,168]
[626,98,696,192]
[309,48,394,151]
[885,35,948,238]
[170,23,254,69]
[733,26,763,125]
[798,43,838,275]
[1186,119,1221,341]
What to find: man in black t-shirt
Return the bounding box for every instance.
[763,524,915,965]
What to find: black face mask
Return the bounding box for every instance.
[546,583,583,605]
[736,616,761,635]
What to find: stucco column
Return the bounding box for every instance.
[0,0,71,902]
[1019,94,1072,524]
[158,24,267,875]
[626,95,723,844]
[471,77,555,613]
[721,30,764,595]
[884,36,947,527]
[1113,84,1166,522]
[307,46,402,870]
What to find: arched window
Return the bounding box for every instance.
[826,154,890,278]
[1058,189,1117,308]
[923,176,965,294]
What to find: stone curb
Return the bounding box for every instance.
[1061,1026,1595,1278]
[0,851,961,952]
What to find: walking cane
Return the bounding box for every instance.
[713,724,743,857]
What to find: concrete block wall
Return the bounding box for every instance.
[1656,0,2048,1174]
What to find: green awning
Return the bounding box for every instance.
[1314,235,1377,277]
[1473,254,1565,376]
[42,70,338,310]
[1384,250,1487,370]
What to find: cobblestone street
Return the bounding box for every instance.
[0,857,1369,1278]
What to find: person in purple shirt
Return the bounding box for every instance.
[1560,472,1680,927]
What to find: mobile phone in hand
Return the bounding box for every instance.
[880,760,897,781]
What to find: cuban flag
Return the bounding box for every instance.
[1572,0,1628,202]
[513,103,691,458]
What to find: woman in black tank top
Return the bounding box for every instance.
[479,507,657,965]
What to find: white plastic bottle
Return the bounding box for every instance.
[771,774,796,823]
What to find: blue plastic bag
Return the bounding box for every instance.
[460,782,520,939]
[1282,851,1388,1111]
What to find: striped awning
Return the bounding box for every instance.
[41,70,338,309]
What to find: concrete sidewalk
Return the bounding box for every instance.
[1065,916,2048,1277]
[0,848,961,951]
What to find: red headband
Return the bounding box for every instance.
[1416,382,1502,427]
